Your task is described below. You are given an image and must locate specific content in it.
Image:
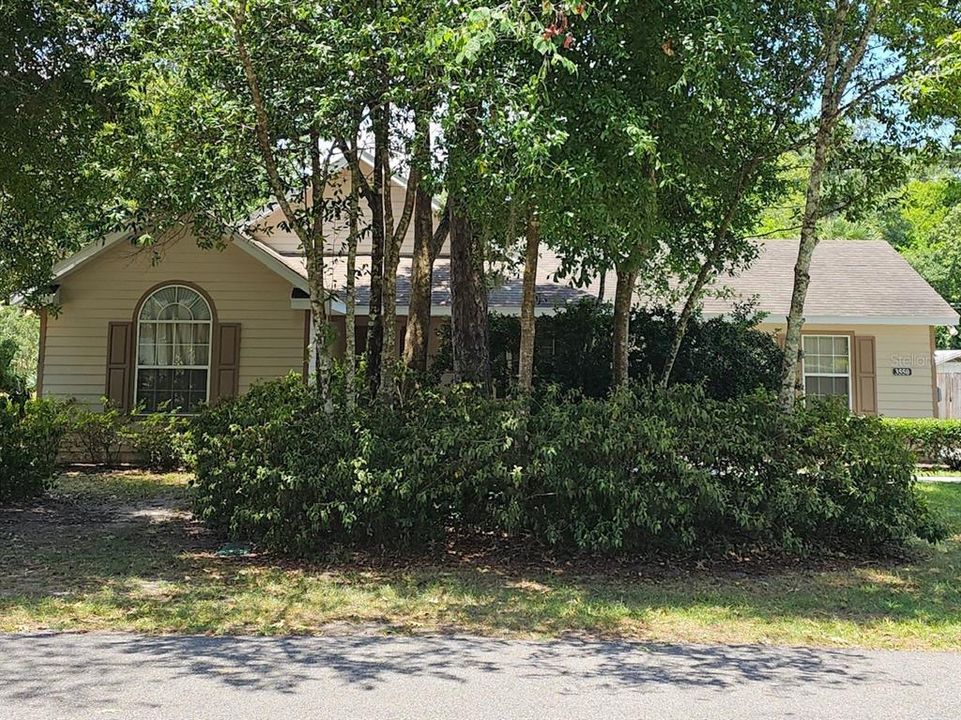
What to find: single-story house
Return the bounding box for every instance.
[700,239,959,418]
[32,160,959,418]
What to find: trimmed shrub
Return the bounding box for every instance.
[130,412,193,470]
[192,376,945,556]
[0,398,67,503]
[882,417,961,470]
[67,400,133,465]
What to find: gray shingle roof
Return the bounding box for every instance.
[281,252,600,309]
[702,240,958,325]
[268,238,958,326]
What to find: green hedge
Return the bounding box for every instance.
[192,377,945,556]
[64,399,193,469]
[883,418,961,470]
[432,300,784,399]
[0,398,66,503]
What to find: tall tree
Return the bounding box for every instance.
[402,133,449,372]
[102,0,366,403]
[657,1,818,386]
[545,1,700,387]
[778,0,960,409]
[0,0,135,302]
[432,0,585,391]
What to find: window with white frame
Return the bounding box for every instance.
[135,285,212,413]
[802,334,852,406]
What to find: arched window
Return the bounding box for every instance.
[135,284,212,413]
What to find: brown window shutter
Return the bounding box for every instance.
[105,322,132,411]
[855,336,878,415]
[214,323,241,402]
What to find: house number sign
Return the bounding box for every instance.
[892,367,913,376]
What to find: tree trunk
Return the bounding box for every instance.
[233,4,334,407]
[305,248,333,409]
[367,104,386,396]
[517,211,540,392]
[612,264,637,387]
[404,171,435,373]
[663,151,760,388]
[777,121,832,410]
[401,107,434,375]
[596,269,606,304]
[345,161,360,408]
[777,1,877,411]
[377,107,418,399]
[378,126,399,399]
[660,263,714,388]
[661,236,732,388]
[449,199,491,391]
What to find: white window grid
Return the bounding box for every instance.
[134,285,213,414]
[801,334,853,409]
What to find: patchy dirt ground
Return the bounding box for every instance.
[3,472,189,529]
[0,471,211,598]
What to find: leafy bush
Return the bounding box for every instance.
[0,338,29,407]
[65,399,194,469]
[882,417,961,470]
[432,300,783,399]
[0,306,39,391]
[67,400,133,465]
[130,411,193,470]
[0,398,67,503]
[192,376,944,556]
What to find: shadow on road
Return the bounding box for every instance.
[0,631,897,711]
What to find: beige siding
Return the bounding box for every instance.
[44,233,305,407]
[760,322,936,418]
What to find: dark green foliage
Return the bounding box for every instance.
[883,417,961,470]
[434,300,784,399]
[1,1,137,301]
[192,375,943,556]
[0,398,66,503]
[0,307,39,391]
[0,338,28,407]
[66,401,132,466]
[131,411,193,470]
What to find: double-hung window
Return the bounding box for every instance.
[801,334,852,408]
[135,285,212,414]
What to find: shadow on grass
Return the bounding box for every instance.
[1,472,959,645]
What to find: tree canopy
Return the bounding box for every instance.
[1,0,959,402]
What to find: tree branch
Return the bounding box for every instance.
[336,136,375,204]
[232,1,308,248]
[391,165,419,245]
[833,3,880,106]
[837,67,909,118]
[430,198,451,258]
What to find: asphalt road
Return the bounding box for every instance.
[2,632,959,719]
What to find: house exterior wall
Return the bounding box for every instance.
[42,233,305,408]
[758,321,937,418]
[41,229,941,420]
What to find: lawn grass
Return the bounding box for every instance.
[915,467,961,478]
[1,471,960,649]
